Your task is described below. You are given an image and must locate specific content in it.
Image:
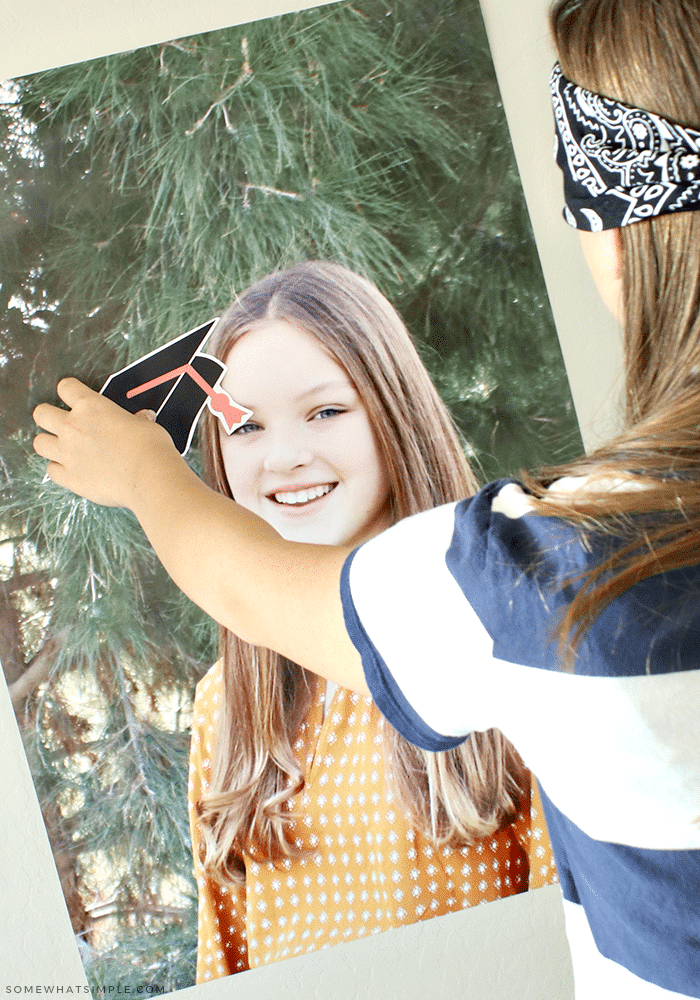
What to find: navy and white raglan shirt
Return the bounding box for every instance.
[340,479,700,999]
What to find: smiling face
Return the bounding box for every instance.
[218,320,392,546]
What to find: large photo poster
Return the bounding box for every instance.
[1,0,579,995]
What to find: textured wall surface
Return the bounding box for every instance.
[174,886,573,1000]
[0,678,87,985]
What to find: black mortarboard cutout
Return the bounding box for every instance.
[100,319,252,455]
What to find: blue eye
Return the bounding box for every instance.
[313,407,344,420]
[232,420,261,435]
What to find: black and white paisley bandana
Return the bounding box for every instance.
[551,63,700,232]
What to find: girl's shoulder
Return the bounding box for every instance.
[451,475,642,567]
[450,478,700,676]
[194,659,224,713]
[347,476,700,679]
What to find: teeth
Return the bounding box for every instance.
[274,484,333,505]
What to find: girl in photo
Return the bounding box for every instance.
[188,261,556,979]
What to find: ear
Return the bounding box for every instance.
[584,227,623,279]
[606,226,623,280]
[578,227,624,322]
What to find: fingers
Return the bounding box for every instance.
[56,377,97,407]
[41,460,66,488]
[32,378,93,432]
[33,430,68,491]
[33,380,117,437]
[32,430,59,462]
[33,401,64,434]
[32,379,99,467]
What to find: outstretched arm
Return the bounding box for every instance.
[33,378,369,695]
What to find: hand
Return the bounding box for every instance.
[33,377,181,509]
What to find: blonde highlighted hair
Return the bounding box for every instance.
[522,1,700,662]
[196,261,526,884]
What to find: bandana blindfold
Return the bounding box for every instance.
[551,63,700,232]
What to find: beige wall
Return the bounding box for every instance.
[0,0,601,994]
[480,0,622,451]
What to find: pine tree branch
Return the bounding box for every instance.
[41,798,92,935]
[158,41,196,74]
[183,37,253,137]
[238,181,303,208]
[0,570,48,593]
[87,898,189,921]
[0,578,27,686]
[114,651,157,800]
[8,631,63,709]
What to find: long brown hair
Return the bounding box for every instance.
[519,0,700,662]
[196,261,526,884]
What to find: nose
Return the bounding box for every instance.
[262,429,314,473]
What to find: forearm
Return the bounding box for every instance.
[33,379,369,695]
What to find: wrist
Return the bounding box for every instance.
[127,435,197,518]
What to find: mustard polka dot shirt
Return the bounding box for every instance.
[188,662,557,981]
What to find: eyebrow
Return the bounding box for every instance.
[229,379,357,415]
[293,379,356,403]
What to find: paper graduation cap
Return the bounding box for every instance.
[100,319,252,455]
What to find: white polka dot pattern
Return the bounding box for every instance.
[188,662,557,981]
